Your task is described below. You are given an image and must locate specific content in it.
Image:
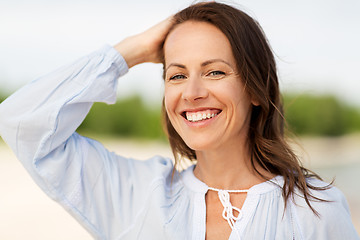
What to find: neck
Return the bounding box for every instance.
[193,141,270,190]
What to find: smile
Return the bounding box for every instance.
[183,109,221,122]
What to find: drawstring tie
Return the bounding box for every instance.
[208,187,249,230]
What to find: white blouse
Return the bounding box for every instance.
[0,45,358,240]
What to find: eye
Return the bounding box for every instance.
[209,71,225,76]
[207,70,226,78]
[169,74,187,81]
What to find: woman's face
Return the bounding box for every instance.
[164,21,254,152]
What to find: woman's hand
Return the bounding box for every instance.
[114,16,173,68]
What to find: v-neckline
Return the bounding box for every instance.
[181,165,283,239]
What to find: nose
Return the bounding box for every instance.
[181,76,208,102]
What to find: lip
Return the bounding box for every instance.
[179,107,222,127]
[180,107,221,114]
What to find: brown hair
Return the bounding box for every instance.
[162,2,329,214]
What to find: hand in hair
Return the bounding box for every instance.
[114,16,173,68]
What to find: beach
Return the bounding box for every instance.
[0,135,359,239]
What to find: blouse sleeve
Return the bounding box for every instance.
[0,45,127,173]
[0,45,173,239]
[293,180,360,240]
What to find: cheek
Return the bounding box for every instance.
[224,85,252,115]
[164,89,176,120]
[164,88,171,110]
[164,98,171,118]
[164,93,181,134]
[164,86,179,112]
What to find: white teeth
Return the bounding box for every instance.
[186,111,218,122]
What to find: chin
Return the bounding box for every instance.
[183,138,218,152]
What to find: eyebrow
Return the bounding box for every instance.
[165,59,233,72]
[165,63,186,72]
[201,59,233,68]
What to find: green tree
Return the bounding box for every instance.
[283,94,360,136]
[78,96,164,139]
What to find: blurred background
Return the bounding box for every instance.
[1,0,359,238]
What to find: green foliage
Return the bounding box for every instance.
[0,93,7,104]
[1,90,360,138]
[283,94,360,136]
[78,96,165,139]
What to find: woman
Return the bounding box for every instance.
[0,2,358,240]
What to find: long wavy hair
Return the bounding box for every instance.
[161,2,329,214]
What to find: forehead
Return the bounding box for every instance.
[164,21,235,66]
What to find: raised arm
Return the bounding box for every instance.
[0,17,174,239]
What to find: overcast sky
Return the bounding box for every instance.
[1,0,360,106]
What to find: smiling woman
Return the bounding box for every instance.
[164,21,254,156]
[0,2,358,240]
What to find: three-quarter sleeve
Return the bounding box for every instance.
[0,45,127,163]
[0,45,126,191]
[0,45,161,238]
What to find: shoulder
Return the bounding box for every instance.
[121,154,176,191]
[81,136,177,193]
[83,136,174,177]
[297,178,349,213]
[291,178,359,239]
[129,155,175,181]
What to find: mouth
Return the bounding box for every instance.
[181,109,222,122]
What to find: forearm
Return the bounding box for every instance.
[114,35,148,68]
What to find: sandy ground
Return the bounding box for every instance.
[0,135,359,239]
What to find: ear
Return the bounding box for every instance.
[244,85,260,107]
[251,98,260,107]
